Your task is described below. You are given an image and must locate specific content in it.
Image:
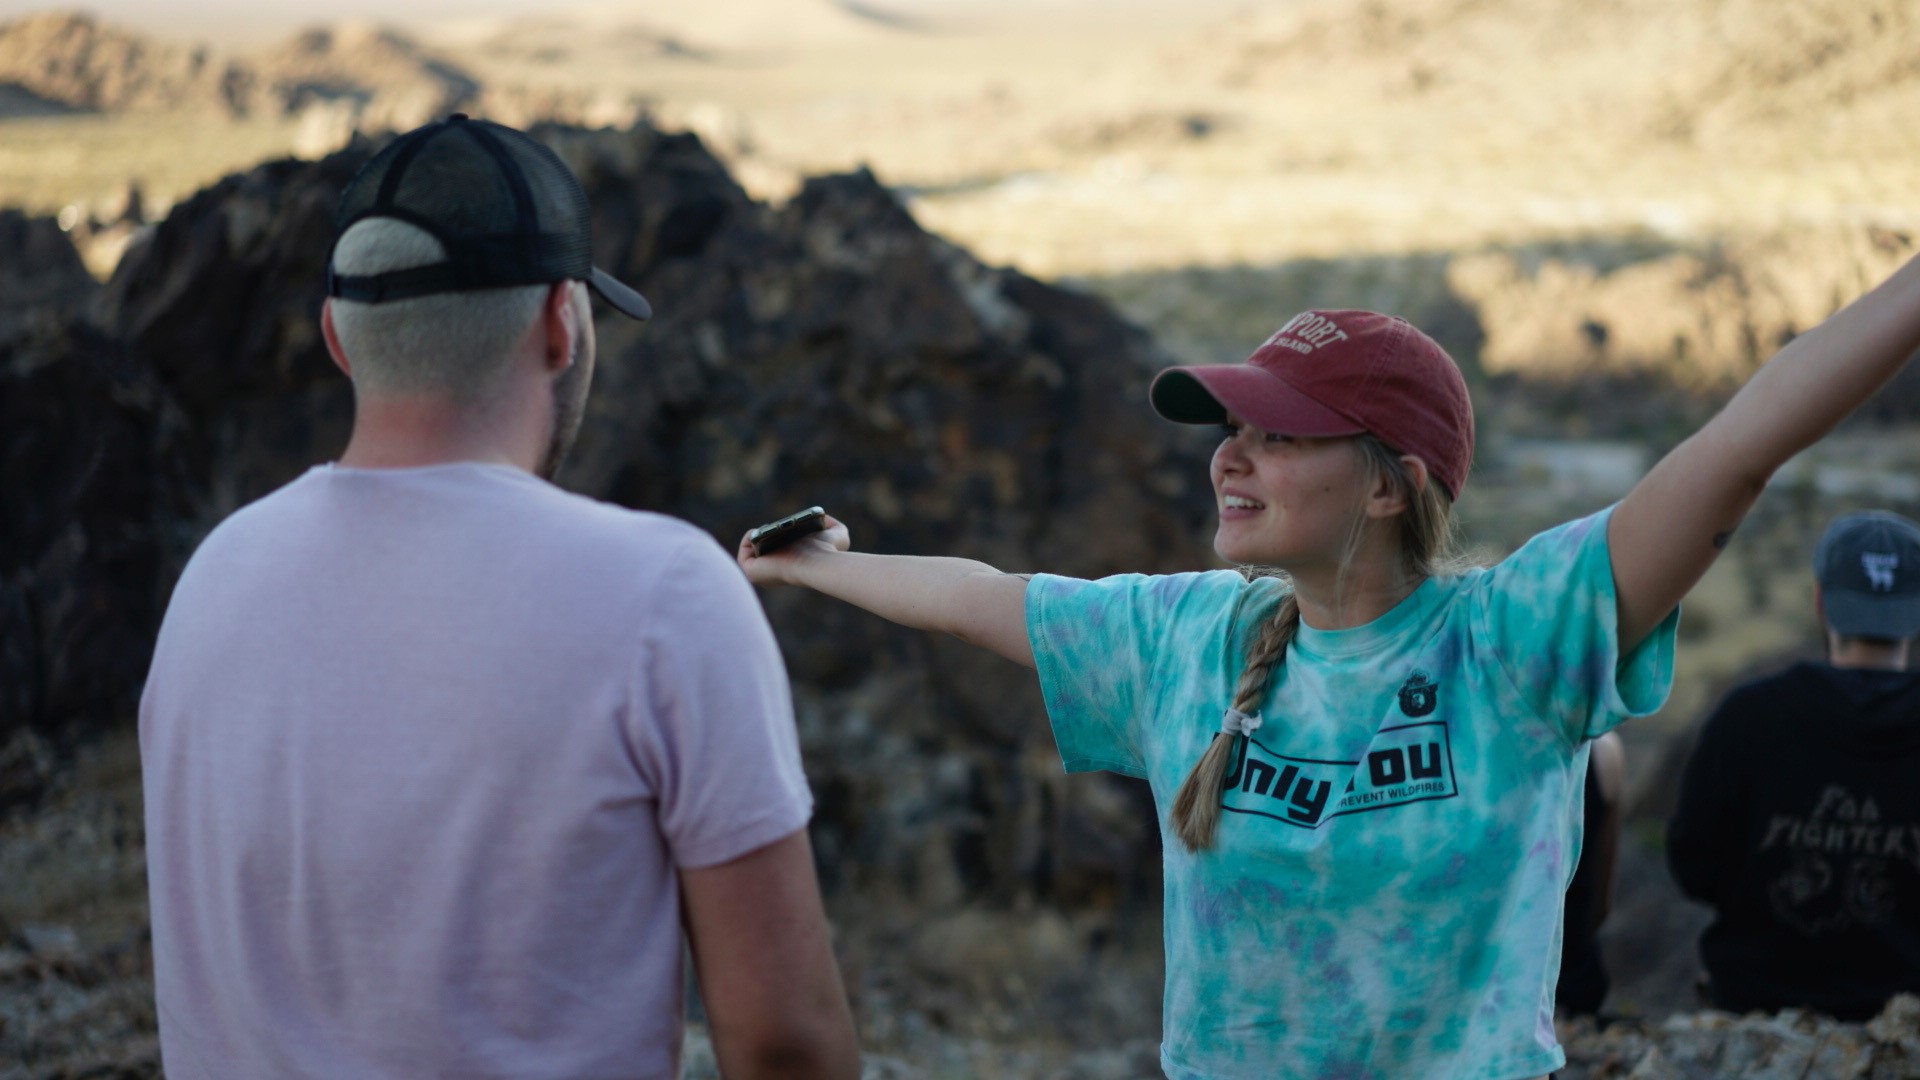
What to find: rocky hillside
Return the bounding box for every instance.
[0,12,605,132]
[1186,0,1920,156]
[0,3,918,132]
[470,0,911,51]
[0,11,247,115]
[1658,0,1920,142]
[244,22,480,130]
[1448,227,1920,386]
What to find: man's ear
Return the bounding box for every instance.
[1814,583,1826,622]
[541,281,576,374]
[320,299,352,379]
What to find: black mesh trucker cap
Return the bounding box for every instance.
[327,113,651,320]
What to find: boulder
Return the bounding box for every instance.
[1446,227,1919,386]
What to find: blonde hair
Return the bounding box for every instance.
[328,218,549,403]
[1168,434,1459,852]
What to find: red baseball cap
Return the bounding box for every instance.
[1149,309,1475,498]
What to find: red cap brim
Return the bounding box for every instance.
[1150,365,1365,437]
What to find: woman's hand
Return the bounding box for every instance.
[737,514,850,587]
[730,511,1036,668]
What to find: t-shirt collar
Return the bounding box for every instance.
[1290,575,1445,660]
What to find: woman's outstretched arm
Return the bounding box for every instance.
[737,515,1036,669]
[1611,252,1920,650]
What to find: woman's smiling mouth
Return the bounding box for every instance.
[1220,492,1266,519]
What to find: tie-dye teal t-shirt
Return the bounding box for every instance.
[1025,507,1678,1080]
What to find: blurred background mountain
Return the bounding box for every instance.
[3,1,1919,1076]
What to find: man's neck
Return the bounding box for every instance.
[337,393,539,473]
[1828,635,1912,672]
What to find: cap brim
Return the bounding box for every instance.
[1822,590,1920,640]
[1149,365,1364,437]
[589,266,652,320]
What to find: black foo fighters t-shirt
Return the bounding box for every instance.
[1668,661,1920,1020]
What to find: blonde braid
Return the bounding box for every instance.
[1169,593,1302,851]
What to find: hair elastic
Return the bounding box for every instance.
[1221,708,1262,736]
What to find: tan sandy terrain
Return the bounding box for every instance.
[438,0,1920,275]
[4,0,1916,277]
[5,0,1918,364]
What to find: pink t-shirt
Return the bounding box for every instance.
[140,463,813,1079]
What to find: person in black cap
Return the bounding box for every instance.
[140,116,858,1079]
[1669,509,1920,1020]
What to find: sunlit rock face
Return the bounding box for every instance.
[0,12,248,116]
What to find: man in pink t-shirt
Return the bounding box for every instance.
[139,116,859,1079]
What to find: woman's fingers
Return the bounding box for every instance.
[736,532,782,585]
[816,515,850,552]
[736,514,851,585]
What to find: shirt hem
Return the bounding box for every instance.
[1159,1046,1566,1080]
[1061,756,1148,779]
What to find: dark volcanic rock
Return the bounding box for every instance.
[0,321,160,807]
[526,136,1215,904]
[97,145,367,571]
[0,210,97,346]
[551,134,1214,906]
[7,123,1216,904]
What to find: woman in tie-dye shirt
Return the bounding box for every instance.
[739,259,1920,1079]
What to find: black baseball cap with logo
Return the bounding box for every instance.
[326,113,651,320]
[1815,510,1920,640]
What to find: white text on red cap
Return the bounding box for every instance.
[1266,312,1351,355]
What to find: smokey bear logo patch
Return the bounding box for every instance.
[1398,671,1438,717]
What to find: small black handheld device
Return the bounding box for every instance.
[747,506,828,556]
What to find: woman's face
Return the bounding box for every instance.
[1210,414,1372,571]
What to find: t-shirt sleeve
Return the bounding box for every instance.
[1026,571,1245,777]
[1472,505,1679,745]
[636,530,813,870]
